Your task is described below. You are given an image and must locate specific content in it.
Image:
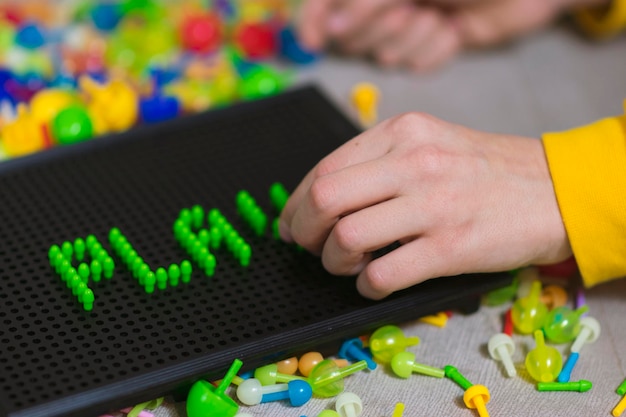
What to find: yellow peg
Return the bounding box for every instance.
[420,311,449,328]
[392,402,405,417]
[351,82,380,128]
[613,394,626,416]
[463,384,491,417]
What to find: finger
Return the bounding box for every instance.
[451,0,559,47]
[297,0,341,50]
[321,195,424,276]
[407,21,461,72]
[279,122,394,242]
[356,235,464,300]
[327,0,409,37]
[289,156,402,254]
[375,8,442,67]
[339,4,414,55]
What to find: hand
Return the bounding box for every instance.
[296,0,609,72]
[279,113,572,299]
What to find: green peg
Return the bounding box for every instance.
[543,305,590,344]
[61,241,73,259]
[272,217,280,240]
[168,264,181,287]
[85,234,97,250]
[90,241,103,255]
[369,325,420,364]
[109,227,121,242]
[186,358,242,417]
[51,252,64,269]
[82,289,95,311]
[78,263,90,284]
[444,365,474,390]
[512,280,548,335]
[269,182,289,212]
[198,229,211,246]
[94,249,109,264]
[181,260,192,283]
[156,267,168,290]
[69,274,81,291]
[138,264,150,286]
[179,208,192,226]
[191,205,205,229]
[391,352,444,378]
[58,258,70,276]
[64,268,78,286]
[49,245,61,262]
[74,238,86,261]
[537,380,592,392]
[618,378,626,396]
[103,257,115,279]
[131,257,144,279]
[308,359,368,398]
[239,244,251,267]
[209,227,222,249]
[208,208,222,224]
[144,272,156,294]
[90,260,102,283]
[204,254,216,277]
[75,282,87,301]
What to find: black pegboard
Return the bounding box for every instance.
[0,85,511,417]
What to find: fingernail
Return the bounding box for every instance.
[278,219,293,243]
[327,13,349,34]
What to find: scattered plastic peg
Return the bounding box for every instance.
[557,351,579,383]
[234,414,253,417]
[236,378,312,407]
[276,357,298,375]
[351,82,380,127]
[503,309,513,337]
[540,285,568,310]
[515,267,540,299]
[543,305,589,344]
[463,384,491,417]
[390,352,444,379]
[298,352,349,377]
[308,359,368,398]
[444,365,473,390]
[483,274,519,306]
[613,394,626,417]
[335,392,362,417]
[186,359,242,417]
[525,330,563,382]
[487,333,516,377]
[419,311,449,327]
[617,378,626,396]
[318,411,340,417]
[392,403,405,417]
[570,316,601,353]
[576,287,587,310]
[511,280,548,334]
[537,379,592,392]
[339,338,377,370]
[254,363,305,386]
[369,325,419,364]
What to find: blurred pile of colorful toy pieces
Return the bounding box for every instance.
[0,0,319,161]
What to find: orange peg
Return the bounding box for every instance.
[276,356,298,375]
[298,352,348,377]
[541,285,568,310]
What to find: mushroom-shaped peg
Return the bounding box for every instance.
[570,316,601,353]
[463,384,491,417]
[335,392,363,417]
[487,333,516,377]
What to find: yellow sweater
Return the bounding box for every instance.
[541,1,626,287]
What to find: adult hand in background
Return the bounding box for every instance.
[296,0,609,71]
[279,113,572,299]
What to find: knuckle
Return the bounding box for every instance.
[363,259,394,294]
[332,217,362,254]
[308,175,338,214]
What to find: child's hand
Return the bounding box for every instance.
[279,113,572,299]
[297,0,608,71]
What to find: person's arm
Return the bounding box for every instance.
[574,0,626,38]
[542,103,626,287]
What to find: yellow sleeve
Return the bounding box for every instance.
[542,105,626,287]
[574,0,626,39]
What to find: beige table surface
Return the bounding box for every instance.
[106,23,626,417]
